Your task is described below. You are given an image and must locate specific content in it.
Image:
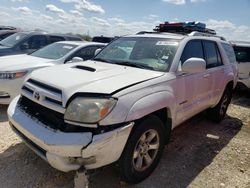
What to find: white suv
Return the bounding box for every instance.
[230,41,250,89]
[8,31,237,183]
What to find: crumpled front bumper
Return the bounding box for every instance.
[8,97,134,172]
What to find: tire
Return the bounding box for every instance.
[119,115,169,183]
[207,88,232,122]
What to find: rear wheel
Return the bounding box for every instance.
[207,88,232,122]
[119,115,169,183]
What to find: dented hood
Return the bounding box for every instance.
[29,60,164,99]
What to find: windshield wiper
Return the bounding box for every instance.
[114,61,154,70]
[93,58,114,64]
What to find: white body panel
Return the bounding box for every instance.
[8,33,238,172]
[238,62,250,88]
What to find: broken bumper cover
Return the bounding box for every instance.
[8,97,134,172]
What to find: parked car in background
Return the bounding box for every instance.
[0,30,19,41]
[0,26,17,31]
[0,31,82,57]
[92,35,115,43]
[0,41,105,104]
[8,22,237,183]
[230,41,250,89]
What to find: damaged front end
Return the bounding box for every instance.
[8,96,134,172]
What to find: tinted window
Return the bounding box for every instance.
[67,37,82,41]
[0,32,27,47]
[180,40,204,64]
[73,46,103,60]
[92,36,113,43]
[23,35,48,50]
[203,41,222,68]
[233,46,250,63]
[49,36,65,43]
[222,43,236,64]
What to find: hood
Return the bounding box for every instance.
[0,54,55,71]
[29,60,165,99]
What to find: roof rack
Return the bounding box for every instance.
[154,21,217,34]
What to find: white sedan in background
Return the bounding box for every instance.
[0,41,106,104]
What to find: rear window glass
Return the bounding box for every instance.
[222,43,236,64]
[233,46,250,63]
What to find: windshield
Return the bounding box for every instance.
[0,33,27,47]
[30,43,77,59]
[94,37,179,72]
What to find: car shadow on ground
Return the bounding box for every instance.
[0,105,8,122]
[0,142,75,188]
[232,87,250,108]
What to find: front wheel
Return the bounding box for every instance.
[207,88,232,122]
[119,115,168,183]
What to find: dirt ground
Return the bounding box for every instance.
[0,89,249,188]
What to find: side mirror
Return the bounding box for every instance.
[182,58,206,74]
[71,57,83,62]
[94,48,102,56]
[20,43,29,50]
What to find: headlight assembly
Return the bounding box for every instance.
[0,71,28,79]
[64,97,117,125]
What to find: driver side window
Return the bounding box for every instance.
[21,35,48,50]
[180,40,204,64]
[72,46,102,61]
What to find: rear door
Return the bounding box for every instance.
[202,40,225,105]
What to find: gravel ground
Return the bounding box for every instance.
[0,89,249,188]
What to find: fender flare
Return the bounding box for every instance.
[125,91,175,123]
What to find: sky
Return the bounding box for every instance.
[0,0,250,41]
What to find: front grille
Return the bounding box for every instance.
[18,96,91,133]
[21,79,63,108]
[27,79,62,95]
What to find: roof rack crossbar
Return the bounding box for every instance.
[188,31,226,41]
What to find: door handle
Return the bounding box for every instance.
[203,73,211,78]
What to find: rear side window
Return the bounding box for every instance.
[203,41,222,68]
[180,40,204,64]
[233,46,250,63]
[49,36,65,43]
[222,43,236,64]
